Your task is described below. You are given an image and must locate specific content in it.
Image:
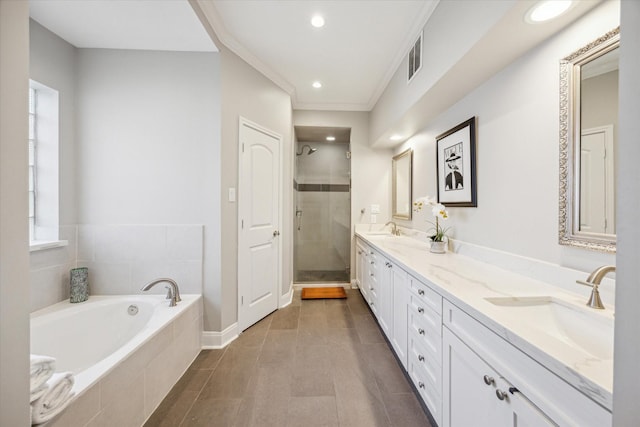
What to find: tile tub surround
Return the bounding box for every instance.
[46,295,203,427]
[356,228,614,411]
[145,289,432,427]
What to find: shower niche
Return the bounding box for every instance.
[293,126,351,283]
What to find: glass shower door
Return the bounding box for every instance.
[294,141,351,283]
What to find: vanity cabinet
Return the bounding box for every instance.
[443,300,611,427]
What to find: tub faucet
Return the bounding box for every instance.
[576,265,615,310]
[141,278,182,307]
[385,221,400,236]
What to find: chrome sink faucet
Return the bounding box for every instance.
[385,221,401,236]
[576,265,615,310]
[141,278,182,307]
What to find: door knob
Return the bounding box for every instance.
[273,230,280,237]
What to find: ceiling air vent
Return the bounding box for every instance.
[408,32,422,83]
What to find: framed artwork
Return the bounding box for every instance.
[436,117,477,207]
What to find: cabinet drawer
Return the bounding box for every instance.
[409,293,441,336]
[408,356,442,427]
[408,306,442,365]
[409,275,442,315]
[409,332,441,392]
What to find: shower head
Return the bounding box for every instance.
[296,145,317,156]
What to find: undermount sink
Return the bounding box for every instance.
[484,296,614,360]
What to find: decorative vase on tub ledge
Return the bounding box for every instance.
[70,267,89,303]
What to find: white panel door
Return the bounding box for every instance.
[238,118,281,331]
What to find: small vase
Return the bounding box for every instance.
[70,267,89,303]
[430,240,447,254]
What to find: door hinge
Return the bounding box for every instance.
[242,143,245,153]
[241,295,244,305]
[241,219,244,229]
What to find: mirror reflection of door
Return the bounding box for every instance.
[578,46,618,236]
[580,126,614,234]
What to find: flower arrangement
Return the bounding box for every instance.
[413,196,450,242]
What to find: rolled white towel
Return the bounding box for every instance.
[30,355,56,390]
[31,372,75,425]
[30,382,48,403]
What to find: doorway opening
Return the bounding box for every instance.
[293,126,351,284]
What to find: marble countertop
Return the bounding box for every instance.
[355,228,614,411]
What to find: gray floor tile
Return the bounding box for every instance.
[147,289,429,427]
[286,396,339,427]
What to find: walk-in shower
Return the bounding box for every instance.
[293,126,351,283]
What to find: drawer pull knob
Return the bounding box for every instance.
[370,251,374,255]
[418,355,425,362]
[496,390,508,401]
[483,375,495,386]
[369,287,374,291]
[370,302,374,306]
[388,264,392,268]
[370,261,374,264]
[370,273,374,277]
[418,307,424,314]
[418,289,425,296]
[418,328,425,335]
[418,382,425,389]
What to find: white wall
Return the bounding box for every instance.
[219,47,293,330]
[370,0,512,143]
[612,0,640,424]
[75,48,221,328]
[0,2,31,425]
[393,1,618,273]
[293,110,392,280]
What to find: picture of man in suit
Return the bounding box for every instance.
[445,148,463,191]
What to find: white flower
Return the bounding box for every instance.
[432,204,448,220]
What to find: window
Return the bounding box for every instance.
[28,80,65,250]
[408,32,423,83]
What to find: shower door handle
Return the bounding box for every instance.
[273,230,280,237]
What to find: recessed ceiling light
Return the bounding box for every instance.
[526,0,572,23]
[390,135,403,141]
[312,81,322,89]
[311,15,325,28]
[326,136,336,141]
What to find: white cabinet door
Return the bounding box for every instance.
[390,262,408,369]
[443,327,507,427]
[507,383,557,427]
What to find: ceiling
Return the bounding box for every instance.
[209,0,438,111]
[295,126,351,144]
[28,0,437,112]
[29,0,217,52]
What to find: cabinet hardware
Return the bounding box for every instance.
[369,287,374,291]
[370,273,374,277]
[418,289,425,296]
[418,328,425,335]
[370,261,374,264]
[418,307,424,313]
[508,387,519,394]
[418,355,425,362]
[370,251,374,255]
[370,302,374,306]
[387,264,392,268]
[418,382,425,389]
[483,375,495,386]
[496,389,508,401]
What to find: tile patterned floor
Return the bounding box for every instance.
[144,289,432,427]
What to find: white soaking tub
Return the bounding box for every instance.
[30,294,202,426]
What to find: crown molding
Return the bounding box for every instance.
[190,0,297,99]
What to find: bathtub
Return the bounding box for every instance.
[30,294,202,426]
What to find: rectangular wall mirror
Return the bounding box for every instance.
[559,27,619,253]
[392,148,413,220]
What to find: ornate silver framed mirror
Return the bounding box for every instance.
[392,149,413,220]
[559,27,619,253]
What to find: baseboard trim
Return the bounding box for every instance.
[280,282,294,308]
[292,283,351,290]
[201,323,238,349]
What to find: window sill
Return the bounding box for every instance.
[29,240,69,252]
